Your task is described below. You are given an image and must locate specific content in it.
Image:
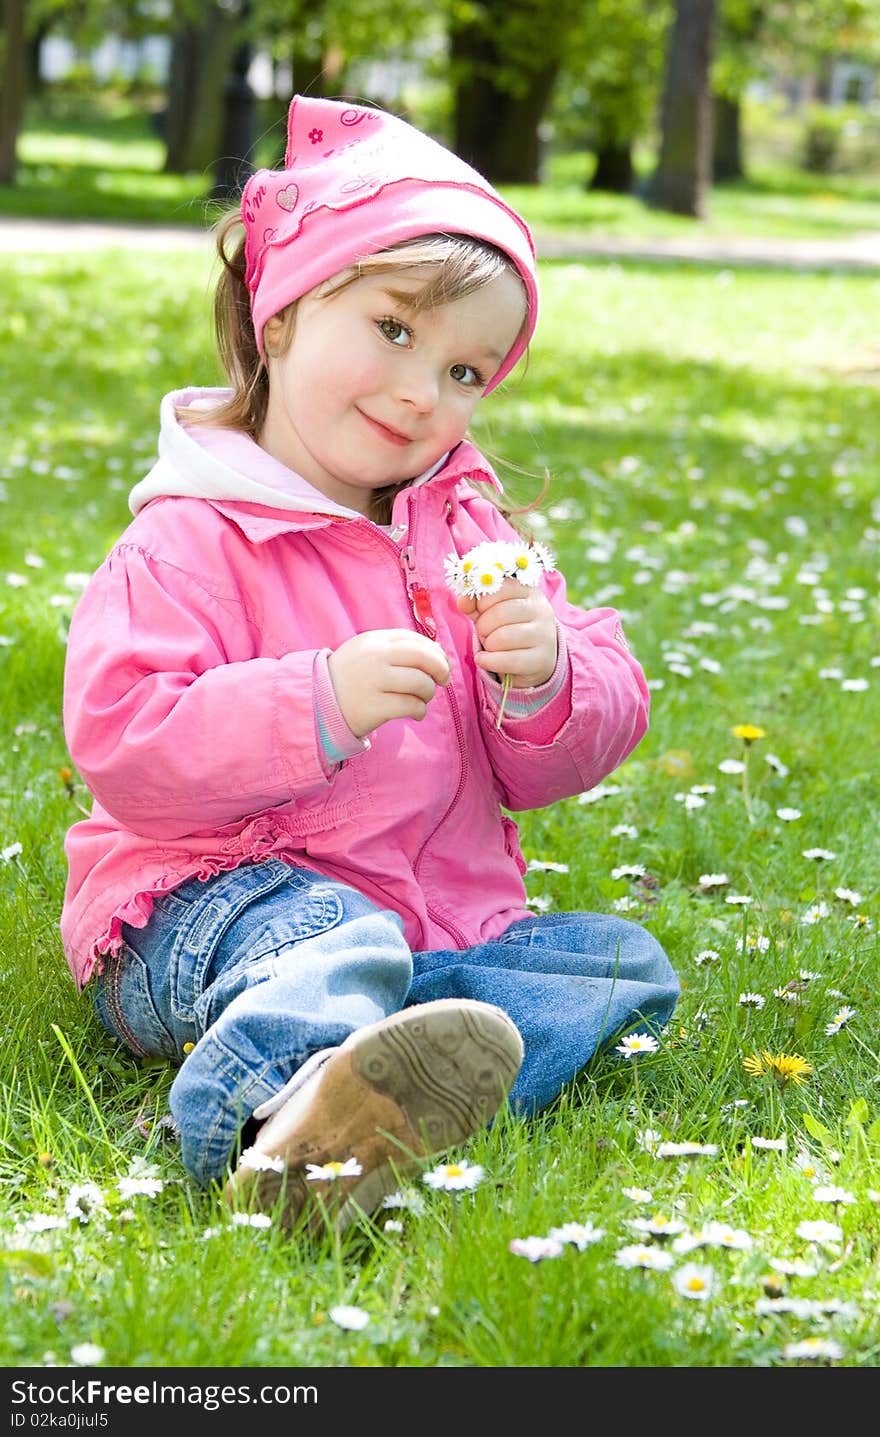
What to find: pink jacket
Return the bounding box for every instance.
[61,391,650,990]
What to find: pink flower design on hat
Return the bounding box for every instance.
[308,128,323,143]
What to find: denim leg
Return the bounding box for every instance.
[91,861,413,1187]
[409,913,679,1113]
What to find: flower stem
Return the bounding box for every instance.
[496,673,512,729]
[741,754,755,824]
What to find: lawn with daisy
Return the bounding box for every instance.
[0,247,877,1369]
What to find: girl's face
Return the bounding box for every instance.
[259,265,526,515]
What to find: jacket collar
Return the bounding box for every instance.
[207,440,501,543]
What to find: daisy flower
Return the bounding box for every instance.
[834,887,862,906]
[615,1243,674,1271]
[64,1183,108,1224]
[506,543,547,587]
[629,1213,686,1239]
[776,807,802,822]
[508,1235,564,1263]
[782,1336,844,1363]
[329,1305,370,1331]
[673,1263,715,1300]
[305,1158,363,1182]
[616,1032,659,1057]
[694,948,720,965]
[116,1175,165,1198]
[812,1185,856,1206]
[229,1212,273,1228]
[238,1149,286,1175]
[738,992,766,1009]
[737,934,770,954]
[18,1214,68,1233]
[802,902,830,923]
[70,1344,105,1367]
[422,1161,484,1191]
[636,1129,663,1153]
[795,1219,843,1244]
[655,1141,718,1160]
[802,848,837,861]
[611,863,646,880]
[793,1151,825,1182]
[693,1221,753,1251]
[768,1256,818,1277]
[697,873,728,890]
[622,1187,653,1203]
[751,1135,787,1151]
[826,1005,856,1035]
[718,758,745,774]
[383,1219,404,1233]
[548,1221,604,1250]
[725,893,753,906]
[381,1189,426,1215]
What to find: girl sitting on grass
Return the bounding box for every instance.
[60,93,680,1232]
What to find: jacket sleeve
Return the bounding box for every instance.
[465,515,650,812]
[62,544,335,840]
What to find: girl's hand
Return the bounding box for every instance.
[328,629,451,738]
[456,578,557,688]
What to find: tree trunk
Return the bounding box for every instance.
[162,4,238,176]
[713,92,743,181]
[450,7,559,183]
[0,0,28,185]
[590,139,634,194]
[646,0,718,218]
[211,29,257,200]
[26,15,49,94]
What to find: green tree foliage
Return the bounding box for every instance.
[550,0,673,192]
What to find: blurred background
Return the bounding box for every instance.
[1,0,880,243]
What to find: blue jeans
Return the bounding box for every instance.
[91,859,679,1186]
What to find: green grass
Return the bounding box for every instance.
[4,89,880,245]
[0,247,878,1369]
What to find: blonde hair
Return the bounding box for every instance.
[180,210,541,526]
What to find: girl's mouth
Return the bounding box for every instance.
[357,410,412,447]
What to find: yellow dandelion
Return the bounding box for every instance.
[731,724,766,744]
[743,1050,812,1088]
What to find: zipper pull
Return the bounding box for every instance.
[410,585,437,638]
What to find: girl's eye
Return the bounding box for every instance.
[377,317,411,346]
[450,362,484,388]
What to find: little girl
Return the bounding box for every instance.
[61,94,679,1232]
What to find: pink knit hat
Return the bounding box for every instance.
[240,94,538,392]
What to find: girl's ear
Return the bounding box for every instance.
[263,314,284,356]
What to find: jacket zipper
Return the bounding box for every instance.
[376,503,470,948]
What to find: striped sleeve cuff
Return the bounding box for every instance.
[480,625,572,738]
[313,648,371,776]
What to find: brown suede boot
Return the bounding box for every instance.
[223,998,523,1234]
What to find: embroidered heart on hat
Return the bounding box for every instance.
[276,183,300,212]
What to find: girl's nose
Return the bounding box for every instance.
[395,365,439,414]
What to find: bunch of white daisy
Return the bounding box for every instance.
[443,538,555,725]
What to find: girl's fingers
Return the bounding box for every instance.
[473,648,538,675]
[382,666,439,702]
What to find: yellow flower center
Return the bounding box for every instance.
[479,571,495,587]
[515,555,528,569]
[326,1161,344,1174]
[687,1276,706,1293]
[444,1164,464,1178]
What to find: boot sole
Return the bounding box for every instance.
[223,998,523,1233]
